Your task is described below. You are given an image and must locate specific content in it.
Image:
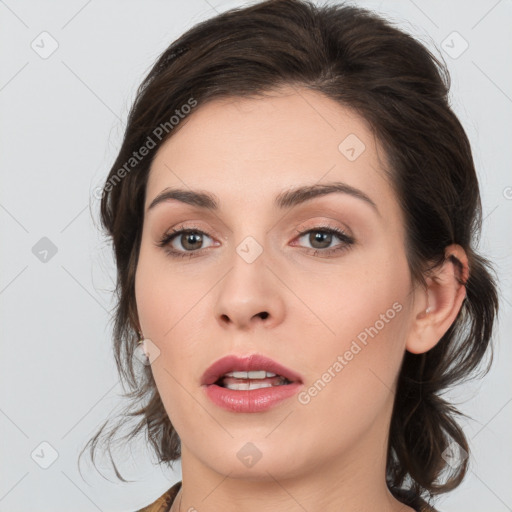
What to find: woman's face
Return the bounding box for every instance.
[135,87,421,481]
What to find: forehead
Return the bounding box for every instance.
[145,87,395,214]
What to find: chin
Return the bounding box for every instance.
[186,437,300,478]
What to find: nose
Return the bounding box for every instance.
[213,245,285,331]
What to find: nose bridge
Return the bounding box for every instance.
[213,231,285,329]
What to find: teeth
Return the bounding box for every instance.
[218,370,290,390]
[224,381,275,391]
[224,370,277,379]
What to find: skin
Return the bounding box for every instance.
[134,86,468,512]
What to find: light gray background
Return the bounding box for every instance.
[1,1,511,511]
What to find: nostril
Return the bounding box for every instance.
[258,311,269,319]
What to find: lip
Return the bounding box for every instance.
[201,354,304,413]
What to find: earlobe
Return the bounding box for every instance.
[406,244,468,355]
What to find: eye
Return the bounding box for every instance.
[157,226,216,259]
[293,225,355,257]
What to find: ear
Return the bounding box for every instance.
[406,244,469,354]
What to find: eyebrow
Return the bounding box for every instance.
[147,181,379,214]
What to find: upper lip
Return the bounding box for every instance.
[201,353,303,386]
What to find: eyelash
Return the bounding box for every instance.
[156,224,355,260]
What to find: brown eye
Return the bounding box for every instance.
[308,230,333,249]
[158,228,215,256]
[295,226,354,254]
[179,231,204,251]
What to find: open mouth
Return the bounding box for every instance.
[202,355,303,412]
[215,370,294,390]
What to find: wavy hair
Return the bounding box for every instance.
[81,0,498,504]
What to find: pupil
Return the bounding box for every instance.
[310,231,331,249]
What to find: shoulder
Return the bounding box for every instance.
[136,481,182,512]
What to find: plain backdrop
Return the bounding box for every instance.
[1,1,511,511]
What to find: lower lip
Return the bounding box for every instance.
[203,382,302,413]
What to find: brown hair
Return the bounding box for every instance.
[81,0,498,504]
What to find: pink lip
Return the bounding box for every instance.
[201,354,303,413]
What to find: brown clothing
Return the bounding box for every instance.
[136,481,439,512]
[137,481,181,512]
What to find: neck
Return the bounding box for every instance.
[172,416,414,512]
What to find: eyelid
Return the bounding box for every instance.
[157,223,216,248]
[291,222,355,252]
[293,218,353,238]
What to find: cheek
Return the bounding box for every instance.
[134,247,208,427]
[134,242,220,408]
[295,245,411,363]
[135,242,208,342]
[293,250,412,420]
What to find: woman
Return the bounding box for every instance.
[82,1,498,510]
